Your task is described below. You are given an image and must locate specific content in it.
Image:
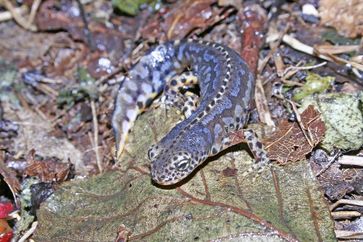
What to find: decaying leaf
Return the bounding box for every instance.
[264,105,326,164]
[319,0,363,38]
[24,150,70,183]
[34,107,335,241]
[140,0,231,41]
[0,152,21,198]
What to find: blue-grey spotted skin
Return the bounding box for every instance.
[112,43,178,159]
[112,40,255,185]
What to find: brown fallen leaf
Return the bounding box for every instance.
[263,105,326,164]
[0,151,21,201]
[35,0,129,61]
[24,149,71,182]
[140,0,231,41]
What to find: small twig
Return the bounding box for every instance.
[282,61,327,78]
[255,76,275,127]
[95,65,125,86]
[330,199,363,211]
[338,155,363,167]
[288,100,313,147]
[331,210,361,220]
[316,151,341,177]
[91,100,102,172]
[335,230,363,240]
[75,0,95,50]
[2,0,37,31]
[258,23,291,74]
[0,5,27,22]
[28,0,41,25]
[18,221,38,242]
[282,34,363,72]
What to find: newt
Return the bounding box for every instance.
[112,39,258,185]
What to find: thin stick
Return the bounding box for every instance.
[91,100,102,172]
[2,0,37,31]
[0,5,27,22]
[282,34,363,72]
[28,0,41,24]
[18,221,38,242]
[316,151,341,177]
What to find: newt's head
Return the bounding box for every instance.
[148,125,211,185]
[148,146,199,185]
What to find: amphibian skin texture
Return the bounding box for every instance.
[112,39,255,185]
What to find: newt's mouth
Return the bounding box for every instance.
[151,163,187,186]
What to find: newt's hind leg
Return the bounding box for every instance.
[223,128,270,174]
[164,71,199,118]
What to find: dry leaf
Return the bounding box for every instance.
[25,150,71,182]
[140,0,230,41]
[264,105,326,164]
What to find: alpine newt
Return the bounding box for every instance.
[112,39,256,185]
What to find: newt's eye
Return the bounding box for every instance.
[148,145,159,160]
[175,158,190,171]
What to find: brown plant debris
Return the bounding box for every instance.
[319,0,363,38]
[263,105,326,164]
[24,149,71,182]
[140,0,232,41]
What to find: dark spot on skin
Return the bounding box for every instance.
[210,100,215,106]
[198,113,204,119]
[216,93,221,99]
[165,86,170,91]
[155,65,161,71]
[171,79,177,86]
[170,90,177,95]
[211,147,218,154]
[256,141,263,149]
[187,101,194,106]
[247,135,253,141]
[164,69,170,76]
[235,117,240,122]
[124,116,130,122]
[181,78,187,83]
[205,106,210,112]
[137,101,144,109]
[191,119,198,125]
